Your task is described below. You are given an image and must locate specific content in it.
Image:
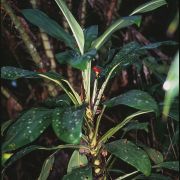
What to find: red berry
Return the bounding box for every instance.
[92,66,101,74]
[36,68,46,73]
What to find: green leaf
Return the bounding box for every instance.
[133,173,172,180]
[63,166,92,180]
[55,50,76,64]
[131,0,167,15]
[43,94,72,108]
[56,49,97,70]
[155,161,179,172]
[104,90,158,115]
[38,154,55,180]
[54,0,84,54]
[92,16,142,50]
[1,120,14,136]
[22,9,75,49]
[139,41,178,50]
[163,52,179,118]
[67,150,88,173]
[123,122,149,133]
[84,25,98,51]
[2,108,52,152]
[105,139,151,176]
[69,49,97,70]
[52,106,85,144]
[101,42,142,78]
[141,146,164,165]
[1,66,38,80]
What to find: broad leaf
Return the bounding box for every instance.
[1,66,38,80]
[101,42,142,78]
[140,146,164,165]
[84,25,98,51]
[123,122,149,133]
[67,150,88,173]
[133,173,172,180]
[131,0,167,15]
[104,90,158,115]
[155,161,179,172]
[38,154,55,180]
[105,139,151,176]
[92,16,142,50]
[22,9,75,49]
[52,106,85,144]
[63,166,92,180]
[54,0,84,54]
[56,49,97,70]
[2,108,52,152]
[163,52,179,117]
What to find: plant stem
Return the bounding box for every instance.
[92,78,98,105]
[93,106,106,141]
[115,170,139,180]
[1,0,41,66]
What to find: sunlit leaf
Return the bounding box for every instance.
[105,139,151,176]
[67,150,88,173]
[163,52,179,118]
[52,106,85,144]
[2,108,52,152]
[131,0,167,15]
[54,0,84,54]
[22,9,75,49]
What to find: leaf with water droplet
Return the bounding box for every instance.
[105,139,151,176]
[2,108,53,152]
[104,89,159,115]
[52,105,85,144]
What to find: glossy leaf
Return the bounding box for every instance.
[104,90,158,115]
[54,0,84,54]
[63,166,92,180]
[84,25,98,51]
[123,122,149,133]
[155,161,179,172]
[52,106,85,144]
[163,52,179,118]
[38,154,55,180]
[67,150,88,173]
[131,0,167,15]
[1,66,38,80]
[2,108,52,152]
[105,139,151,176]
[22,9,75,49]
[92,16,142,50]
[101,42,142,78]
[133,173,172,180]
